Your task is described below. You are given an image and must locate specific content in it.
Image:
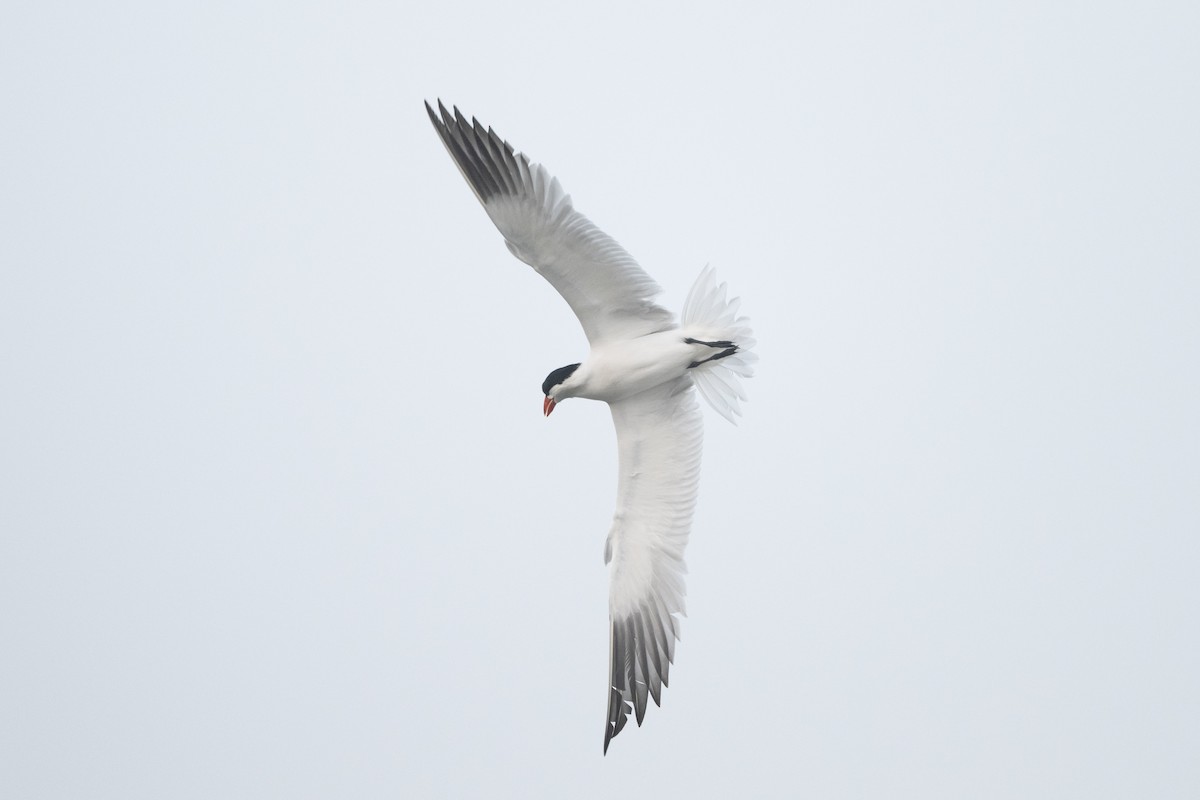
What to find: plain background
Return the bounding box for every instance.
[2,1,1197,797]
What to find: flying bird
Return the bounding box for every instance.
[425,100,756,753]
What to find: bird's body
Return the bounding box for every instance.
[564,332,711,403]
[425,100,755,753]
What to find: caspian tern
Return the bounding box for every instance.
[426,101,756,753]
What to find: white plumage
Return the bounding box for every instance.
[426,101,756,753]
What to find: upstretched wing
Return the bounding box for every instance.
[603,377,703,753]
[425,100,675,345]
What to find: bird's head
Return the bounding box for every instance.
[541,363,582,417]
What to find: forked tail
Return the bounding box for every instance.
[681,266,757,424]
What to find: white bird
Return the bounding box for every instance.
[426,101,756,753]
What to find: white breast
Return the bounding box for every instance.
[575,331,695,403]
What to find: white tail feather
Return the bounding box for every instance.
[681,266,756,424]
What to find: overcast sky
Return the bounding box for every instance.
[2,1,1198,797]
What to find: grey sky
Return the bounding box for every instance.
[1,1,1197,797]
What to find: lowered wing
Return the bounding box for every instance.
[603,377,703,753]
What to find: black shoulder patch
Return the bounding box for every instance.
[542,363,581,395]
